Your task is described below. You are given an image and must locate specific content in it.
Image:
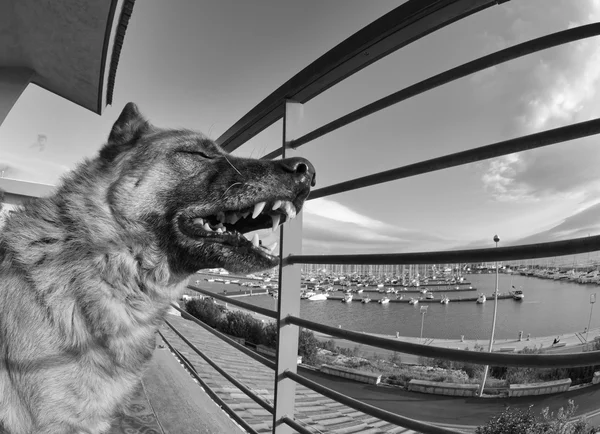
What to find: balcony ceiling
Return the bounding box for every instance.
[0,0,134,114]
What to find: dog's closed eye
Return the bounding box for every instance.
[177,150,214,159]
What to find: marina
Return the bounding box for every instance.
[189,270,600,341]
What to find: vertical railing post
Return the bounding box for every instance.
[273,99,304,434]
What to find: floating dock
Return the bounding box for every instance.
[325,294,514,303]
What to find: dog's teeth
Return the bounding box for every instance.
[271,213,281,231]
[215,222,225,229]
[203,223,213,232]
[193,218,204,225]
[252,202,266,219]
[272,200,282,211]
[251,233,260,247]
[216,227,225,233]
[283,201,297,220]
[265,241,278,253]
[242,210,250,219]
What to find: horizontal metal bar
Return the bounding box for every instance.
[286,315,600,368]
[164,318,275,414]
[217,0,500,152]
[187,284,277,319]
[309,117,600,199]
[280,416,314,434]
[169,303,276,370]
[286,234,600,266]
[257,23,599,159]
[157,330,261,434]
[286,371,462,434]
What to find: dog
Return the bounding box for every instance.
[0,103,315,434]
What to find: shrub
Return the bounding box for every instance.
[185,298,225,328]
[318,339,337,352]
[477,401,597,434]
[261,321,278,348]
[476,406,537,434]
[298,328,320,366]
[219,310,256,342]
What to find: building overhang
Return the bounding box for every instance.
[0,0,136,115]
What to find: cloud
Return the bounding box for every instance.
[481,1,600,203]
[513,200,600,245]
[302,198,454,254]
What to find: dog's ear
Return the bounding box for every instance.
[108,103,150,146]
[101,103,151,163]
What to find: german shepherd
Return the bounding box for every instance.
[0,103,315,434]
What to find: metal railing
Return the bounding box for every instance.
[163,2,600,433]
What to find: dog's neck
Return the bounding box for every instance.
[2,164,188,339]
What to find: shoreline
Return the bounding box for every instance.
[213,298,596,362]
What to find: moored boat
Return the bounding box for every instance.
[308,293,328,301]
[409,298,419,305]
[361,297,371,304]
[342,293,353,303]
[440,295,450,304]
[512,289,524,300]
[476,293,486,304]
[378,297,390,304]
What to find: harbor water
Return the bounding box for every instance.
[190,273,600,341]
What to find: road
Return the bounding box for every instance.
[301,368,600,427]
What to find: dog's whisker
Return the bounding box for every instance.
[224,155,242,177]
[222,182,243,198]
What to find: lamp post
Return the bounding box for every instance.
[420,305,428,344]
[478,235,500,397]
[586,293,596,343]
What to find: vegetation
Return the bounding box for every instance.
[490,346,600,387]
[476,401,596,434]
[183,298,600,391]
[183,298,315,361]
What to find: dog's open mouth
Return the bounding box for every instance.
[179,198,299,260]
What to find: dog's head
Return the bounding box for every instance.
[100,103,315,276]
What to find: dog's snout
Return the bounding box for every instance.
[280,157,316,187]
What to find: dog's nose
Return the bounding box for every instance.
[279,157,316,187]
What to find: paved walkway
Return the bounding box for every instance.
[108,381,163,434]
[160,313,447,434]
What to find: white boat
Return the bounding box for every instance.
[378,297,390,304]
[361,297,372,304]
[342,294,353,303]
[476,294,486,304]
[301,291,316,300]
[356,288,364,294]
[512,289,524,301]
[409,298,419,305]
[426,293,434,300]
[440,295,450,304]
[308,293,328,301]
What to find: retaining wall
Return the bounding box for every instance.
[407,380,479,397]
[320,364,381,385]
[508,378,572,397]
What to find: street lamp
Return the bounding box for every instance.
[479,235,500,397]
[420,305,428,344]
[586,293,596,343]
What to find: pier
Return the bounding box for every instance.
[326,293,514,303]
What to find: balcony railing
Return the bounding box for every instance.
[4,1,600,433]
[158,1,600,433]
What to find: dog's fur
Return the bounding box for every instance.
[0,103,315,433]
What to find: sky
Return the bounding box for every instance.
[1,0,600,258]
